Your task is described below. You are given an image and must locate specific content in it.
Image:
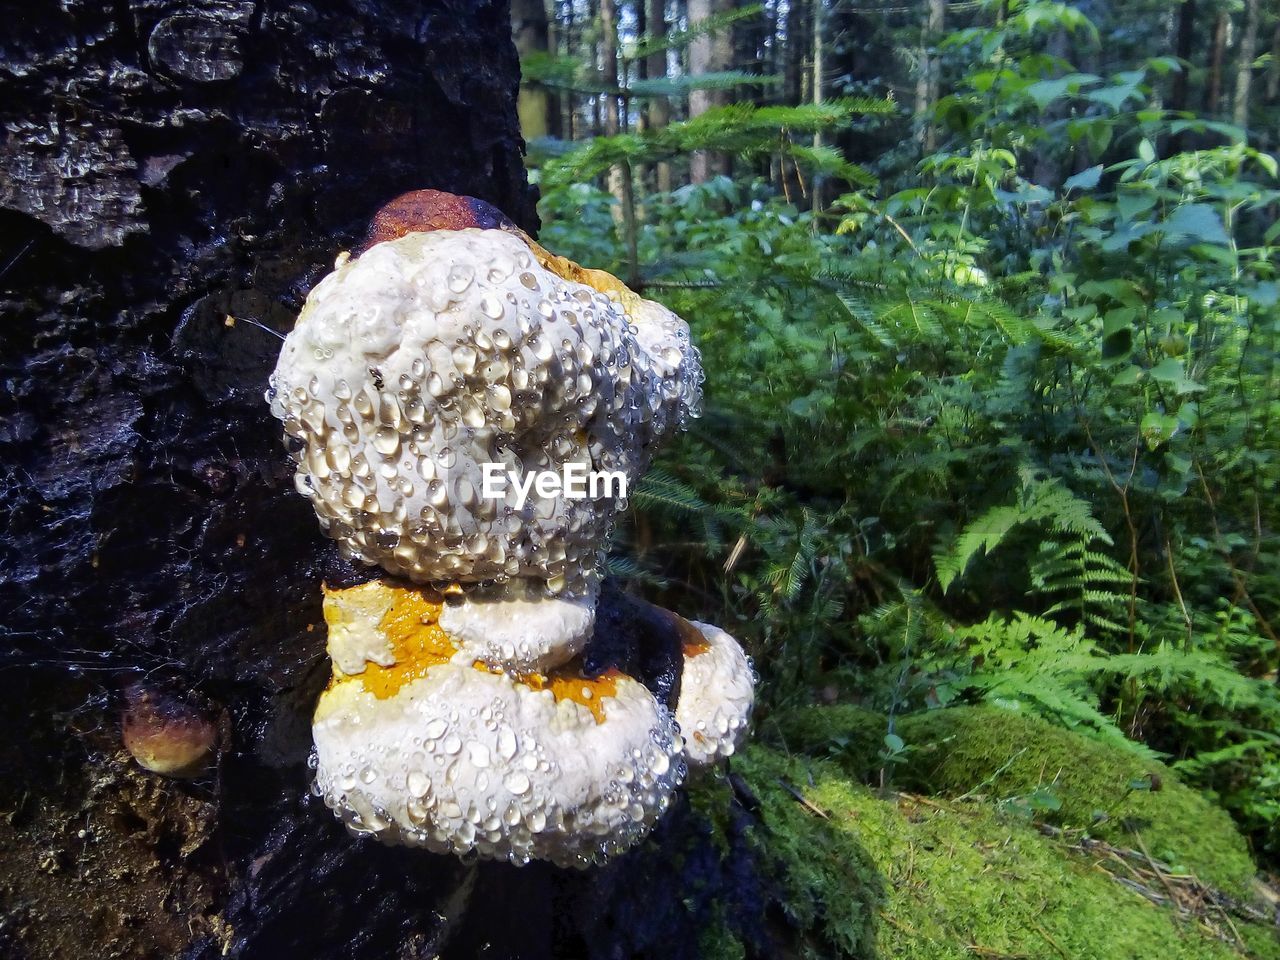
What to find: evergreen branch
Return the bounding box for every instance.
[627,6,765,61]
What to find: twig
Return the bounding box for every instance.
[776,778,829,819]
[1031,921,1069,960]
[1163,531,1193,647]
[965,946,1030,959]
[1194,459,1279,648]
[636,279,723,290]
[954,747,1028,802]
[1133,833,1182,909]
[879,912,917,935]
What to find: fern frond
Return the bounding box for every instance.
[935,504,1024,592]
[936,476,1111,592]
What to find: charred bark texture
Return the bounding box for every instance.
[0,4,774,959]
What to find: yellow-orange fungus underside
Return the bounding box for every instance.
[671,613,712,658]
[526,240,639,307]
[360,587,454,699]
[325,581,628,722]
[521,667,622,724]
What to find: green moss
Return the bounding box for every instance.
[733,745,882,957]
[735,744,1280,960]
[767,703,1260,897]
[892,706,1260,896]
[686,769,737,859]
[694,907,747,960]
[768,703,889,778]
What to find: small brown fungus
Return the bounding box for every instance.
[120,683,217,778]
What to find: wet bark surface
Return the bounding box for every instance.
[0,4,773,958]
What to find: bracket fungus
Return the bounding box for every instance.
[269,190,754,867]
[676,622,756,765]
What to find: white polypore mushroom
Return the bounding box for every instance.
[267,228,702,594]
[675,621,755,766]
[267,195,738,866]
[311,580,684,867]
[438,578,598,673]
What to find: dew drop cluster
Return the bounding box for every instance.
[312,659,686,868]
[267,228,703,594]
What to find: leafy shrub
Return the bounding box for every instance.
[533,1,1280,865]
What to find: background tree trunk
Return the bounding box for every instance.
[688,0,731,183]
[1169,0,1198,114]
[914,0,946,151]
[1233,0,1260,127]
[1206,11,1228,115]
[811,0,825,211]
[647,0,675,192]
[784,0,809,109]
[562,0,580,138]
[0,4,768,958]
[514,0,561,140]
[1269,20,1280,106]
[600,0,640,282]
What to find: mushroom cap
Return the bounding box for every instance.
[438,578,598,673]
[311,578,685,867]
[121,683,217,778]
[269,228,701,592]
[675,621,755,766]
[313,666,684,868]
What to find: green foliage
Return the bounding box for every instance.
[531,0,1280,871]
[539,99,889,189]
[933,473,1109,592]
[627,6,764,61]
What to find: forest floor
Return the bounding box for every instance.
[2,687,1278,959]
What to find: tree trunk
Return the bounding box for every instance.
[590,0,603,136]
[784,0,809,108]
[1169,0,1197,114]
[601,0,622,140]
[1032,28,1070,189]
[514,0,561,141]
[914,0,946,151]
[688,0,731,184]
[601,0,640,282]
[563,0,579,139]
[811,0,825,212]
[1233,0,1261,127]
[647,0,674,192]
[1269,20,1280,105]
[0,3,764,958]
[1206,12,1228,115]
[779,0,811,199]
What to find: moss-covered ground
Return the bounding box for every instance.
[771,704,1259,895]
[686,703,1280,959]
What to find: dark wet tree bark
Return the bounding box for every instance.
[0,4,777,959]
